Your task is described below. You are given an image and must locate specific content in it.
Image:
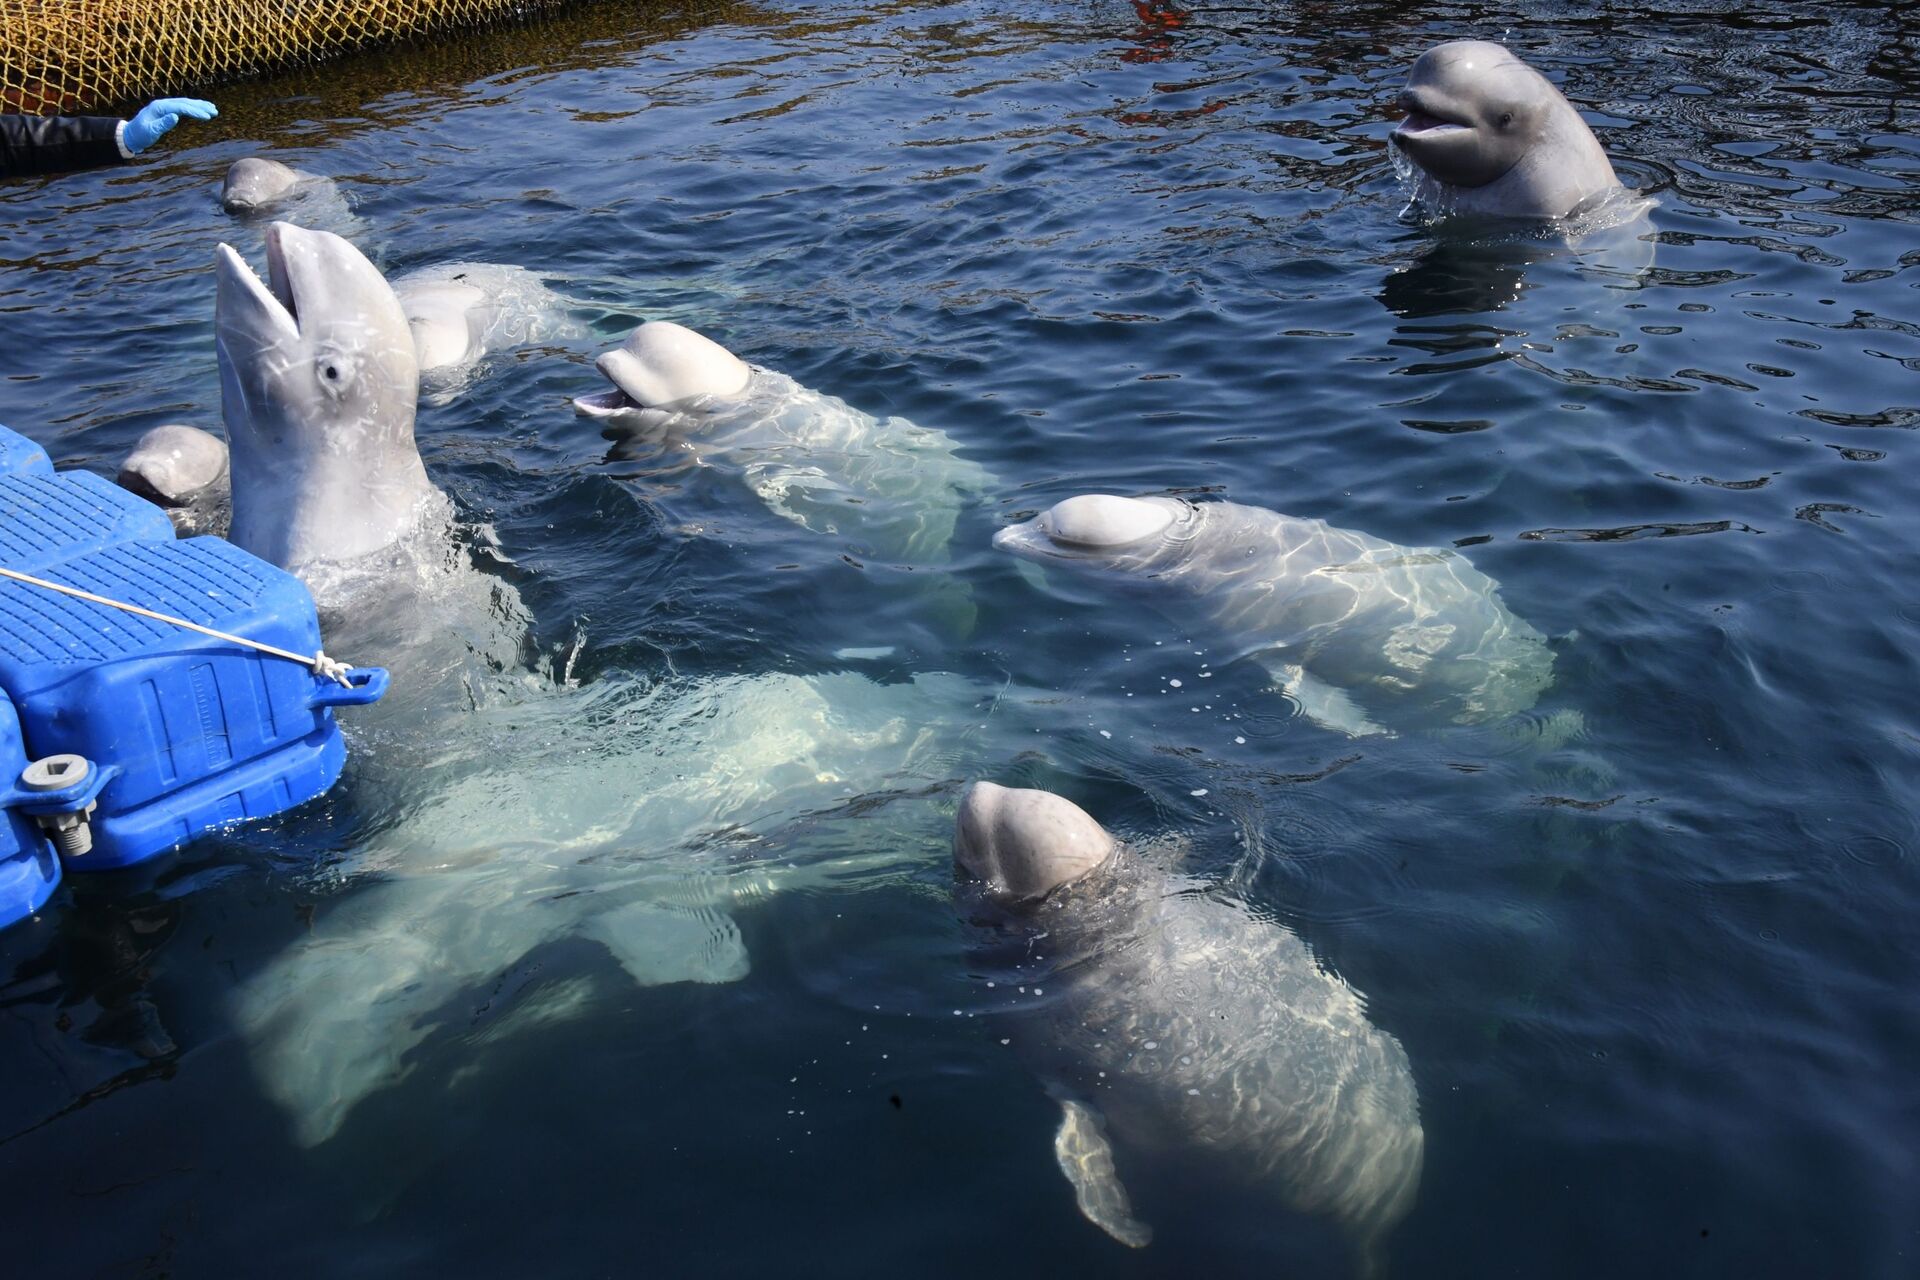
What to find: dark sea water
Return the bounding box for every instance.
[2,1,1917,1276]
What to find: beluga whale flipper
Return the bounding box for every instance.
[1390,40,1643,229]
[954,781,1424,1273]
[215,220,452,597]
[993,494,1553,735]
[573,321,994,564]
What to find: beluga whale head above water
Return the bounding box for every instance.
[1390,40,1623,223]
[953,781,1424,1272]
[215,221,447,583]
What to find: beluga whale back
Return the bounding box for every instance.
[215,221,450,593]
[993,494,1553,736]
[954,781,1424,1273]
[1390,40,1627,224]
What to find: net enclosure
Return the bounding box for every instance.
[1,0,587,114]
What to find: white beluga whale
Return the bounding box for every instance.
[220,157,365,241]
[215,220,452,595]
[573,321,994,564]
[1389,40,1632,225]
[116,423,229,534]
[993,495,1553,736]
[954,781,1424,1272]
[234,667,1049,1146]
[391,261,581,403]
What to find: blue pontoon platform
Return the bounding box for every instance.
[0,423,387,930]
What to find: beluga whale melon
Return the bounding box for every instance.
[573,321,994,564]
[953,781,1424,1273]
[993,494,1553,736]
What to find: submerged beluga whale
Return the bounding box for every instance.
[1389,40,1631,224]
[116,424,229,535]
[993,495,1553,736]
[954,781,1423,1272]
[573,321,994,564]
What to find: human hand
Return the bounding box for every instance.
[123,97,219,154]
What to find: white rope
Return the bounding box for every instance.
[0,564,355,687]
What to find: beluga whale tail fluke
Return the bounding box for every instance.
[993,494,1554,736]
[215,220,451,597]
[573,320,994,564]
[1390,40,1644,231]
[954,780,1424,1272]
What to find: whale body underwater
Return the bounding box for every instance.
[1389,39,1628,224]
[994,494,1554,736]
[203,220,1068,1146]
[954,781,1424,1273]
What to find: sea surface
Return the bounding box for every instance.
[1,1,1917,1276]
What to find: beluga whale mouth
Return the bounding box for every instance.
[1393,91,1471,137]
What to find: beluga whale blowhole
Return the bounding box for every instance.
[954,781,1424,1273]
[993,494,1554,736]
[1390,40,1641,228]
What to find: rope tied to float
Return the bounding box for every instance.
[0,564,356,687]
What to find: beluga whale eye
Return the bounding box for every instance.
[314,350,358,397]
[1043,495,1173,550]
[1498,112,1513,128]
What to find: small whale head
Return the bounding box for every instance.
[991,493,1177,566]
[954,781,1118,906]
[573,321,752,424]
[116,424,229,507]
[222,157,303,213]
[1390,40,1557,190]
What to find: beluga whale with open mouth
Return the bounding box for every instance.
[993,495,1554,737]
[215,221,453,599]
[573,320,993,564]
[1390,40,1637,226]
[954,781,1424,1273]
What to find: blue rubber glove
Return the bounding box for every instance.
[123,97,218,154]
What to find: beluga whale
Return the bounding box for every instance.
[215,220,452,597]
[954,781,1424,1273]
[116,423,229,534]
[391,261,581,403]
[1390,40,1641,228]
[993,494,1553,736]
[220,157,366,241]
[573,321,993,564]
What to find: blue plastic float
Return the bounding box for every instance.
[0,422,387,930]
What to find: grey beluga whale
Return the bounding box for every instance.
[573,320,994,564]
[116,423,229,534]
[953,781,1423,1273]
[215,220,454,599]
[993,494,1553,736]
[1389,40,1631,224]
[221,157,367,242]
[232,667,1067,1147]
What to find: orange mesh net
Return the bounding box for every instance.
[1,0,588,114]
